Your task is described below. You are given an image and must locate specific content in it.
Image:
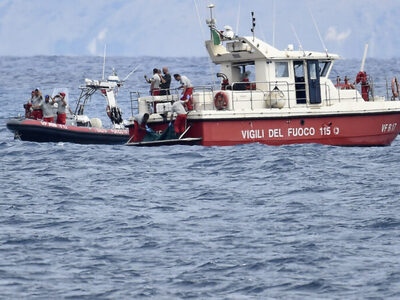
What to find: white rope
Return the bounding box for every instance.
[193,0,205,41]
[290,23,305,56]
[308,5,328,54]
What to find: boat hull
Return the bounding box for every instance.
[6,118,129,144]
[147,112,400,146]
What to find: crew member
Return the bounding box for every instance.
[33,95,55,123]
[133,113,150,142]
[144,68,161,96]
[241,71,251,90]
[54,92,68,124]
[171,99,189,136]
[24,91,34,118]
[355,71,370,101]
[174,74,193,110]
[30,88,43,119]
[160,67,171,95]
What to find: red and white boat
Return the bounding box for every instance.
[7,71,130,144]
[127,5,400,147]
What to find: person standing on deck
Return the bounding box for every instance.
[174,74,193,111]
[34,95,55,123]
[24,91,35,118]
[30,88,43,119]
[133,113,150,142]
[144,68,161,96]
[160,67,171,95]
[54,92,68,125]
[171,99,189,136]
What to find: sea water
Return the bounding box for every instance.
[1,56,400,299]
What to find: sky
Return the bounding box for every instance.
[1,0,400,59]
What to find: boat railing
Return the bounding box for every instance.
[130,78,400,116]
[370,78,400,101]
[129,91,141,116]
[191,86,215,110]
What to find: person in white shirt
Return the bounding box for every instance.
[133,113,150,142]
[171,99,189,135]
[29,88,44,119]
[33,95,55,123]
[145,68,161,96]
[54,92,68,124]
[174,74,194,111]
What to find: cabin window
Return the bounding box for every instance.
[309,62,317,80]
[275,62,289,77]
[319,61,331,77]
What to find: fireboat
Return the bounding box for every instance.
[126,4,400,147]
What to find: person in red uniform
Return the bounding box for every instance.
[144,69,161,96]
[33,95,55,122]
[355,71,370,101]
[24,91,35,118]
[54,92,68,124]
[30,89,43,119]
[133,113,150,142]
[171,99,189,136]
[174,74,193,111]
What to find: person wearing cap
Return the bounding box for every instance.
[30,88,43,119]
[33,95,55,123]
[133,113,150,142]
[54,92,68,124]
[171,98,189,136]
[174,74,194,111]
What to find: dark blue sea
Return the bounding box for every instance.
[1,55,400,299]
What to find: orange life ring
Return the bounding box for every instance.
[214,92,228,110]
[392,77,400,98]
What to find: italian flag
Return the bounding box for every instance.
[212,29,221,45]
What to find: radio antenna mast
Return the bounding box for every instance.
[102,44,106,80]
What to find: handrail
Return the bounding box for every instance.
[129,78,399,116]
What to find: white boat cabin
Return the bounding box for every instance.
[132,7,397,123]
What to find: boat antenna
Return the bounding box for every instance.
[202,2,216,86]
[123,64,140,81]
[308,5,328,56]
[290,24,306,56]
[236,0,241,35]
[251,12,256,42]
[360,43,369,72]
[272,0,276,47]
[102,44,107,80]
